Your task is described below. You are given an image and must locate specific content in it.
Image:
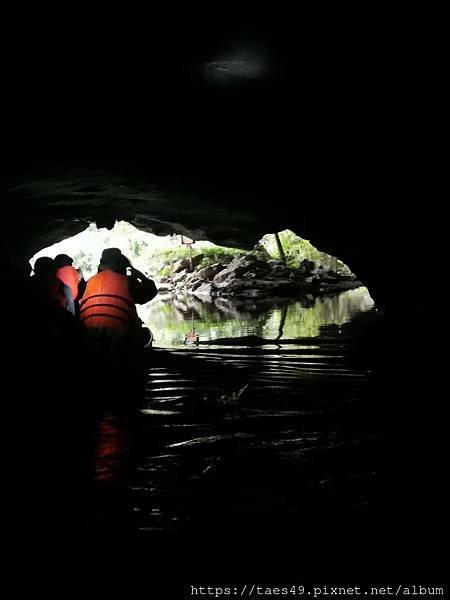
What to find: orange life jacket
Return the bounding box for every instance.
[79,270,137,330]
[56,265,80,300]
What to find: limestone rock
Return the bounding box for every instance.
[197,263,227,280]
[173,253,204,273]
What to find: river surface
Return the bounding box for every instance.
[138,286,375,347]
[90,287,382,544]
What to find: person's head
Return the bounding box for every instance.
[33,256,56,276]
[54,254,73,268]
[98,248,130,275]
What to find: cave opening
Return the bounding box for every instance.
[30,220,375,348]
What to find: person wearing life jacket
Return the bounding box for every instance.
[79,248,157,343]
[54,253,86,314]
[30,256,76,316]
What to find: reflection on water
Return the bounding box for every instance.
[138,286,375,347]
[86,286,381,540]
[94,413,130,484]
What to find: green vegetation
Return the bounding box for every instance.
[259,230,352,274]
[197,246,244,265]
[72,250,95,275]
[157,245,244,277]
[156,229,354,279]
[129,239,148,257]
[150,230,354,280]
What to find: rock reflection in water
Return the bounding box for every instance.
[138,286,374,347]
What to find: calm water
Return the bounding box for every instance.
[138,286,375,347]
[90,287,382,542]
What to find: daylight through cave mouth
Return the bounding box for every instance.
[30,221,374,347]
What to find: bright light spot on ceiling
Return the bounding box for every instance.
[202,45,270,84]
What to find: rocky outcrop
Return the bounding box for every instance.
[192,282,215,297]
[157,254,361,299]
[172,253,204,273]
[196,263,226,280]
[213,256,269,283]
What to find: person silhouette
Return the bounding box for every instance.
[79,248,157,344]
